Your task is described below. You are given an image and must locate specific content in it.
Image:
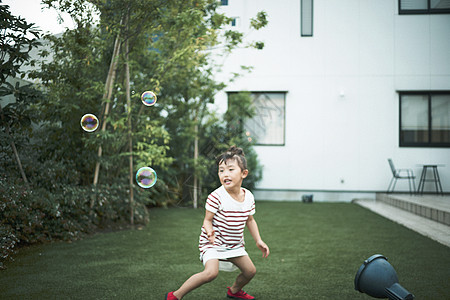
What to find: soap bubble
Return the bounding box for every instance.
[80,114,99,132]
[141,91,157,106]
[136,167,157,188]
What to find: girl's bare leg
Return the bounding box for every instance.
[228,255,257,294]
[173,259,219,299]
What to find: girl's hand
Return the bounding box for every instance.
[256,240,270,258]
[207,230,215,244]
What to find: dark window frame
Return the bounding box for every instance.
[398,0,450,15]
[399,91,450,148]
[301,0,314,37]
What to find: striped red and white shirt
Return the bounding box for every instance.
[198,185,255,258]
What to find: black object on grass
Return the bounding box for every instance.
[355,254,414,300]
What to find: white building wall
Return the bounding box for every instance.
[213,0,450,201]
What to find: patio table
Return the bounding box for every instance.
[417,164,444,195]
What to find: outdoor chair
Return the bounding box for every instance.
[387,159,416,194]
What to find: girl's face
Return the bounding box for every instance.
[218,158,248,190]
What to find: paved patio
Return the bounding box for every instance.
[354,193,450,248]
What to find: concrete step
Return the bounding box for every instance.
[353,198,450,248]
[376,193,450,226]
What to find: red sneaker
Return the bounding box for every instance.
[165,291,179,300]
[227,287,255,299]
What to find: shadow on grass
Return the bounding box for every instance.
[1,202,449,299]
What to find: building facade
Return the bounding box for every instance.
[213,0,450,201]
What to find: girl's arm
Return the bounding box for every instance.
[203,210,215,244]
[246,215,270,258]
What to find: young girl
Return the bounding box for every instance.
[166,146,270,300]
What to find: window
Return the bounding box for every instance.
[399,0,450,14]
[230,17,239,27]
[301,0,313,36]
[245,92,286,146]
[220,0,228,6]
[399,91,450,147]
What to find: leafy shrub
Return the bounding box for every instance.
[0,171,151,267]
[0,226,18,270]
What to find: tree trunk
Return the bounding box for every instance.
[0,105,29,188]
[90,28,122,209]
[193,122,198,209]
[92,31,121,187]
[124,15,134,225]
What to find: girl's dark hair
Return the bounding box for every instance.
[216,145,248,171]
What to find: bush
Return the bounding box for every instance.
[0,226,18,270]
[0,171,151,267]
[0,176,86,267]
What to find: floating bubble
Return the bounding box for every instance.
[80,114,99,132]
[141,91,157,106]
[136,167,157,188]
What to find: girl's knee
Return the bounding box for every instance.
[244,266,256,279]
[202,269,218,282]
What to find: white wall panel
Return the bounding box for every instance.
[215,0,450,199]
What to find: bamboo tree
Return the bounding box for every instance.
[124,11,135,225]
[90,31,121,209]
[92,28,122,188]
[193,120,199,209]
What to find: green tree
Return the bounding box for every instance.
[1,0,268,266]
[199,91,263,202]
[0,4,41,187]
[30,0,267,209]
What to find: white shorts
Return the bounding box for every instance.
[201,247,248,272]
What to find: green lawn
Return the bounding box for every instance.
[1,202,449,299]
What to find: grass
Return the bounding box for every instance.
[1,201,449,299]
